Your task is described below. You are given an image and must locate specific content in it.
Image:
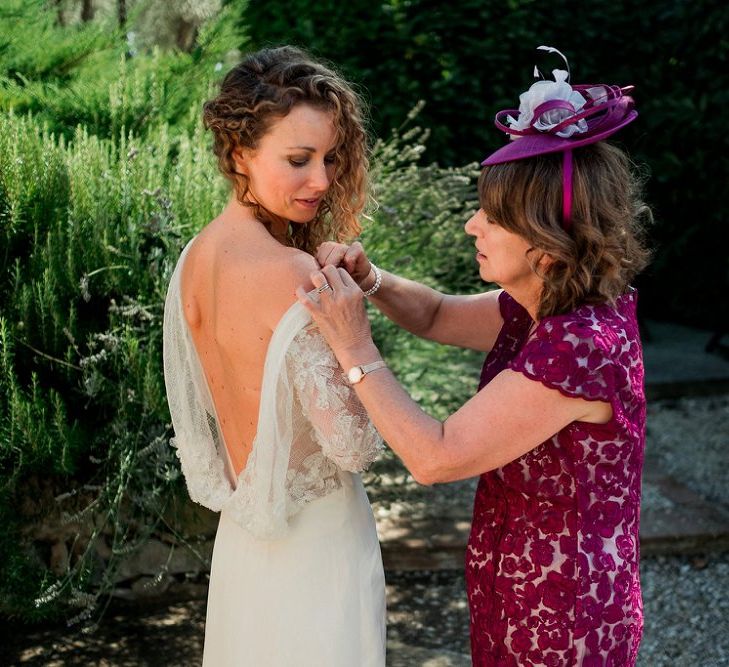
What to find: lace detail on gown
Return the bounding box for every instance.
[163,239,382,540]
[289,325,383,474]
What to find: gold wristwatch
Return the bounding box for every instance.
[346,360,387,385]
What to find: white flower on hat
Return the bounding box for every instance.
[507,68,589,138]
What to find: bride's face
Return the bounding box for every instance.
[234,104,338,225]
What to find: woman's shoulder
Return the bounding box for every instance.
[538,289,639,357]
[189,219,316,282]
[190,220,319,330]
[272,244,319,284]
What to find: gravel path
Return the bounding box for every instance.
[639,553,729,666]
[645,394,729,506]
[4,395,729,665]
[7,553,727,666]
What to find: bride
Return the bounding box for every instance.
[162,46,386,666]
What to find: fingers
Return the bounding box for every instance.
[320,263,346,290]
[342,242,364,272]
[337,267,359,288]
[310,271,329,290]
[307,265,360,300]
[296,285,318,310]
[316,242,370,282]
[303,271,332,305]
[316,242,348,268]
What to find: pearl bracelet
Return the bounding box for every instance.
[362,263,382,298]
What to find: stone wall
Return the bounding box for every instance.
[19,475,219,604]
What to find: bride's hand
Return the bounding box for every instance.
[316,241,372,288]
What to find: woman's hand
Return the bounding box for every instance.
[316,241,374,289]
[296,264,379,366]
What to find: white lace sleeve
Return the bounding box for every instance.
[288,326,383,473]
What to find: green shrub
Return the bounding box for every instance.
[362,109,485,423]
[0,105,227,621]
[0,0,246,141]
[0,97,482,623]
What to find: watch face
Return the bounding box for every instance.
[347,366,364,384]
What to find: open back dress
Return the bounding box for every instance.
[163,239,386,666]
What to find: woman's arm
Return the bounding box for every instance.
[297,266,612,484]
[317,241,503,352]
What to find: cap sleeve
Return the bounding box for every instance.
[509,315,620,403]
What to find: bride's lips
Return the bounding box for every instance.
[295,197,322,209]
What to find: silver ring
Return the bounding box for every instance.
[316,283,332,294]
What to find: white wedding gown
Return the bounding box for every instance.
[163,240,386,666]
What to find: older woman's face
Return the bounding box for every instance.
[234,104,337,224]
[464,209,541,289]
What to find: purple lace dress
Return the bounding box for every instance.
[465,290,646,667]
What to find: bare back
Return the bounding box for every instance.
[181,215,317,476]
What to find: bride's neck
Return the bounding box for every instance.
[223,196,289,244]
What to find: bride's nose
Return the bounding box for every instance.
[308,161,332,193]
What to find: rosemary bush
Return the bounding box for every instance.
[0,107,226,622]
[0,0,246,623]
[363,107,484,422]
[0,103,481,623]
[0,0,486,625]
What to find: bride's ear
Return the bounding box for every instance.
[232,148,249,177]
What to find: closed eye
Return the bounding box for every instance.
[289,153,337,168]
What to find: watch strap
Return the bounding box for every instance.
[360,360,387,375]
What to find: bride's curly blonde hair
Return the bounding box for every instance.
[479,142,652,319]
[202,46,368,254]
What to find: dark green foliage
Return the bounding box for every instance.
[0,0,246,141]
[243,0,728,329]
[0,106,227,621]
[0,3,478,621]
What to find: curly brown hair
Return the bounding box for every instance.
[202,46,368,254]
[478,142,652,319]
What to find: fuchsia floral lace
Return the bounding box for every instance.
[466,290,646,666]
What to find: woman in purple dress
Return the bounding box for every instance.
[298,49,651,666]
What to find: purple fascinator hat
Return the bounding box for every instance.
[481,46,637,231]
